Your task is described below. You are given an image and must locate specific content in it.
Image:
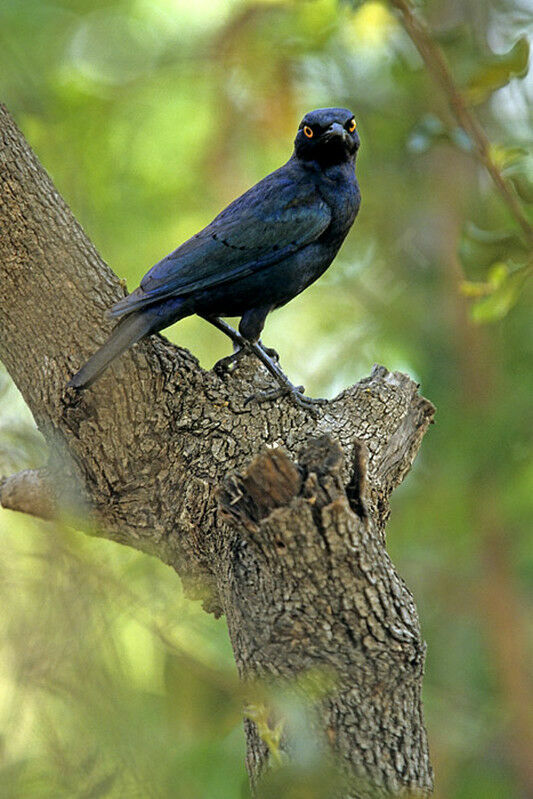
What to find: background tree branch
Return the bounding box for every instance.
[0,104,434,795]
[389,0,533,247]
[0,468,55,519]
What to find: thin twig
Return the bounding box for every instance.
[389,0,533,246]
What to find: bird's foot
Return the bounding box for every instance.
[214,341,278,374]
[258,341,280,362]
[245,383,327,415]
[214,345,247,374]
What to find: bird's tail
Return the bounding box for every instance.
[68,311,157,390]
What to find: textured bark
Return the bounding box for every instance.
[0,468,55,519]
[219,439,433,797]
[0,104,435,796]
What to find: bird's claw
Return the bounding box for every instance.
[215,341,278,375]
[213,356,234,375]
[245,383,327,414]
[214,348,246,375]
[258,342,280,362]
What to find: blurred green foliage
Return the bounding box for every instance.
[0,0,531,797]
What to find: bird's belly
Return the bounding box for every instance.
[193,244,334,317]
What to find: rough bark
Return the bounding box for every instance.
[0,104,435,796]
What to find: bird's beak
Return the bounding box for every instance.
[323,122,350,144]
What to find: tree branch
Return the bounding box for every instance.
[0,103,435,795]
[389,0,533,246]
[0,469,55,519]
[219,438,433,796]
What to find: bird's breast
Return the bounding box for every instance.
[314,165,360,240]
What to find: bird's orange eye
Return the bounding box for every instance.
[303,125,314,138]
[347,118,357,133]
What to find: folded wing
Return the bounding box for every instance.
[109,172,331,319]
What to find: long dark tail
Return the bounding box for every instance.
[68,312,157,390]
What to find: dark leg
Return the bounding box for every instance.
[202,315,326,413]
[258,340,280,361]
[238,305,271,342]
[208,306,274,374]
[239,306,279,362]
[203,308,279,367]
[200,315,245,374]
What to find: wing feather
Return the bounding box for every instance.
[109,170,330,318]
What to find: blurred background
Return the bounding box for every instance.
[0,0,532,797]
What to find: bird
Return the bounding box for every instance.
[68,107,361,409]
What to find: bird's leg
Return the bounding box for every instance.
[202,315,326,413]
[203,315,280,366]
[238,306,278,362]
[204,317,247,374]
[242,350,327,413]
[257,340,280,362]
[203,315,242,347]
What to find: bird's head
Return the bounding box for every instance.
[294,107,360,168]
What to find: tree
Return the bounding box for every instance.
[0,104,434,796]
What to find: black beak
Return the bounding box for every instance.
[323,122,349,144]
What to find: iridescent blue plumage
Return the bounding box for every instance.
[69,107,361,398]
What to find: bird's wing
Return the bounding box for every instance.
[109,173,331,317]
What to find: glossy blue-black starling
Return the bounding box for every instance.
[68,107,361,408]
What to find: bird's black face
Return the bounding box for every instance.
[294,107,360,168]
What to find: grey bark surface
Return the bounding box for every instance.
[0,105,435,796]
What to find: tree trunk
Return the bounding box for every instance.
[0,104,434,797]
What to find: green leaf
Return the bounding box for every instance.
[487,261,509,288]
[470,267,528,323]
[503,154,533,204]
[460,281,491,298]
[466,36,530,104]
[490,144,529,170]
[459,223,528,276]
